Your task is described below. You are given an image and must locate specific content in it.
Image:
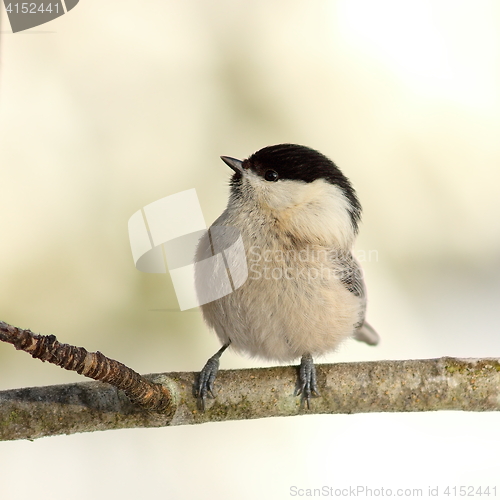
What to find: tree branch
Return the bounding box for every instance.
[0,320,172,413]
[1,357,499,441]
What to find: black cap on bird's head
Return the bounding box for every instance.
[221,144,362,233]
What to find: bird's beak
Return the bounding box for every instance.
[221,156,244,175]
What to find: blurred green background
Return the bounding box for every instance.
[1,1,499,499]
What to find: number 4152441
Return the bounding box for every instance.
[444,486,497,496]
[5,3,60,14]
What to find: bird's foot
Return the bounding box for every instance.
[294,353,320,409]
[195,343,230,411]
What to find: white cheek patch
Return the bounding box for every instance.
[243,173,356,248]
[244,171,320,211]
[243,170,292,209]
[306,181,356,248]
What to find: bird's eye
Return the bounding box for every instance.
[264,170,279,182]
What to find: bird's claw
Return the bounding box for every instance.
[195,343,230,411]
[295,354,320,409]
[195,356,220,410]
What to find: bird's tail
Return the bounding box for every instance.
[353,321,380,346]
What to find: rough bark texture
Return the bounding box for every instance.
[0,320,172,413]
[1,357,499,441]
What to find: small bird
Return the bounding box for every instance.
[195,144,379,409]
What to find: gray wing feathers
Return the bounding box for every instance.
[337,252,366,299]
[335,252,380,346]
